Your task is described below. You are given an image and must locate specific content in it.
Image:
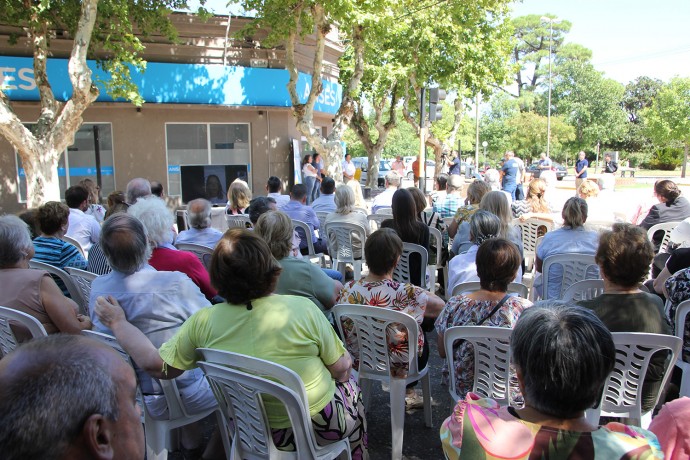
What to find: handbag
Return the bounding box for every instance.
[476,294,511,326]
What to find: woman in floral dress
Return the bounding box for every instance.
[436,238,531,403]
[337,228,445,407]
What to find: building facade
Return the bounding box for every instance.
[0,14,342,213]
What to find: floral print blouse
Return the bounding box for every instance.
[434,294,532,403]
[336,278,428,378]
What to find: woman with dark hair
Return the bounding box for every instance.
[640,179,690,251]
[381,188,430,286]
[337,228,444,408]
[437,238,531,401]
[302,154,318,205]
[204,174,226,204]
[95,228,367,459]
[535,197,599,299]
[440,302,663,459]
[311,153,324,201]
[579,223,671,412]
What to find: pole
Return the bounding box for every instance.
[475,93,480,170]
[418,88,427,192]
[93,125,102,191]
[546,20,553,158]
[595,141,600,174]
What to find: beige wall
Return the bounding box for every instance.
[0,102,335,214]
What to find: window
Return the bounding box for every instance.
[16,123,115,202]
[166,123,251,197]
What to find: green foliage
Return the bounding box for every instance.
[642,77,690,146]
[645,146,683,170]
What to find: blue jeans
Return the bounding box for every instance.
[503,183,517,201]
[304,176,316,204]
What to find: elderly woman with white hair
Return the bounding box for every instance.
[324,185,370,259]
[0,215,91,337]
[128,197,218,301]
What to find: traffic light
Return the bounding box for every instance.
[428,87,446,123]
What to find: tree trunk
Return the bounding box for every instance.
[683,142,688,179]
[19,146,61,207]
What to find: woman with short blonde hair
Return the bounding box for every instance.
[226,179,252,215]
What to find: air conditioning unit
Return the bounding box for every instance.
[250,58,268,68]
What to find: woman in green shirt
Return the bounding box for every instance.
[95,228,367,459]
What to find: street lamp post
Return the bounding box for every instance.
[482,141,488,167]
[541,16,559,158]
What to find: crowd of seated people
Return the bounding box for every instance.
[6,171,690,459]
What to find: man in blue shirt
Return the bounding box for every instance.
[447,150,461,175]
[575,151,589,192]
[500,151,519,201]
[538,152,552,170]
[282,183,329,255]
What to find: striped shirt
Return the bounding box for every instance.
[32,236,88,296]
[87,242,112,275]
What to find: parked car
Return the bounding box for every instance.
[402,156,436,181]
[527,161,567,181]
[351,157,392,188]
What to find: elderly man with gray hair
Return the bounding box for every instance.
[371,170,401,213]
[125,177,152,205]
[0,334,145,460]
[89,213,221,457]
[433,174,464,218]
[176,198,223,248]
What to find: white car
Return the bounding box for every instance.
[351,157,392,188]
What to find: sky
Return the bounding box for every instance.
[187,0,690,85]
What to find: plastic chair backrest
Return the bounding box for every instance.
[62,235,86,258]
[366,214,388,232]
[315,211,329,232]
[28,260,88,314]
[428,227,444,267]
[515,218,553,270]
[647,221,680,254]
[443,325,513,404]
[291,219,320,258]
[173,243,214,270]
[375,207,393,215]
[592,332,681,425]
[332,304,423,380]
[196,349,350,459]
[0,306,48,357]
[541,253,599,300]
[176,210,190,232]
[225,214,252,229]
[674,301,690,366]
[584,220,615,233]
[561,279,605,302]
[392,243,429,290]
[450,282,529,299]
[65,267,98,309]
[324,222,367,263]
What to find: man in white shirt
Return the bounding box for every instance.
[175,198,224,248]
[65,185,101,256]
[266,176,290,209]
[372,171,401,213]
[311,177,337,213]
[342,154,356,182]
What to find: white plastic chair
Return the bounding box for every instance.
[392,243,429,290]
[28,260,88,315]
[366,214,388,232]
[176,209,190,232]
[65,267,98,311]
[291,219,326,267]
[323,222,367,280]
[332,304,431,460]
[585,332,681,428]
[62,235,86,259]
[0,306,48,357]
[315,211,329,233]
[443,326,514,404]
[584,220,615,233]
[561,279,605,302]
[647,221,680,255]
[83,330,220,460]
[225,214,252,229]
[375,207,393,215]
[428,227,444,293]
[174,242,215,270]
[450,281,529,299]
[541,253,599,300]
[514,218,554,274]
[197,348,351,460]
[674,300,690,398]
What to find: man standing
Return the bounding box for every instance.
[433,174,464,218]
[391,155,406,177]
[283,184,328,255]
[604,153,618,174]
[575,151,589,192]
[538,152,552,170]
[342,153,356,182]
[311,177,337,213]
[500,151,519,201]
[447,150,461,176]
[411,157,421,187]
[65,185,101,256]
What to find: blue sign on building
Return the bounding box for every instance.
[0,56,342,114]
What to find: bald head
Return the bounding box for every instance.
[187,198,212,229]
[126,178,151,205]
[0,334,144,460]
